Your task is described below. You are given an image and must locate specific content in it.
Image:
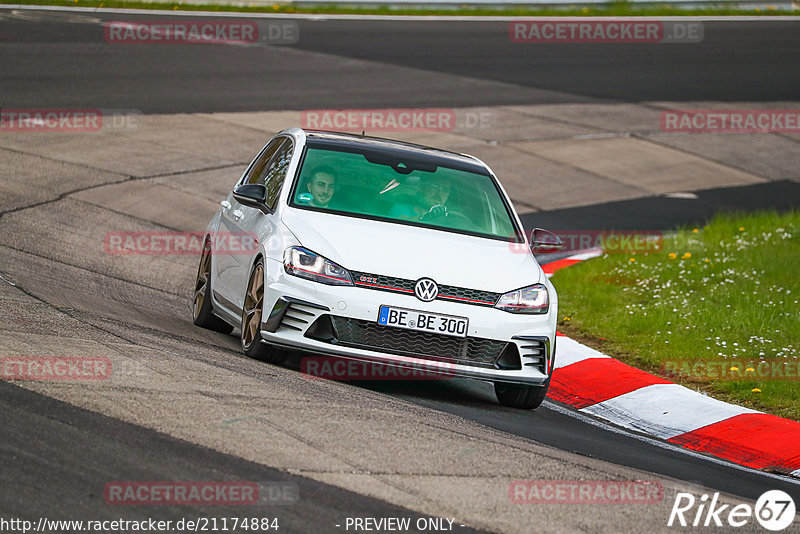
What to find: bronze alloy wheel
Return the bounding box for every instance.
[242,262,264,350]
[241,259,284,363]
[192,237,234,334]
[193,240,212,320]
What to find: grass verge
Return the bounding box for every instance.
[1,0,798,17]
[552,210,800,421]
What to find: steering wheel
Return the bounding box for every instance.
[423,210,477,231]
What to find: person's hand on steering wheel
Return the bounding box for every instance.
[419,204,447,221]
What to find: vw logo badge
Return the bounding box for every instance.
[414,278,439,302]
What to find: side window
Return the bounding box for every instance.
[261,139,294,209]
[242,137,282,186]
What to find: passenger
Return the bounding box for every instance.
[304,165,337,208]
[389,175,451,221]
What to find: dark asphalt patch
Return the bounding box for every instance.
[0,380,487,534]
[519,180,800,232]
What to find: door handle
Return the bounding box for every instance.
[232,210,244,220]
[220,200,231,209]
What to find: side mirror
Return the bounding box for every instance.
[530,228,563,253]
[233,184,270,214]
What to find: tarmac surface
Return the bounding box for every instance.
[1,11,800,111]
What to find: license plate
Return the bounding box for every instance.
[377,306,468,338]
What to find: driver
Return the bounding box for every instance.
[389,175,451,221]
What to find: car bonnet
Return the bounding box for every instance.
[281,207,541,293]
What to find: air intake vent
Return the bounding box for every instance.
[513,335,550,374]
[264,296,327,333]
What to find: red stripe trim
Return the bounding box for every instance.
[547,358,671,409]
[293,266,350,282]
[439,294,494,305]
[542,258,581,275]
[355,282,414,293]
[354,283,495,305]
[667,413,800,471]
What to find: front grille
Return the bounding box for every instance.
[351,272,415,294]
[351,271,500,307]
[309,315,518,369]
[438,283,499,306]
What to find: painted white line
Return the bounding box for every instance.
[555,336,610,369]
[581,383,760,439]
[664,191,699,199]
[3,5,800,21]
[572,132,631,140]
[545,400,800,486]
[565,250,603,261]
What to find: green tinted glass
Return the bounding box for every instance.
[291,147,519,241]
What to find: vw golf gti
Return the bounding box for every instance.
[193,128,562,409]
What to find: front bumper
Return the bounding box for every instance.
[260,258,556,386]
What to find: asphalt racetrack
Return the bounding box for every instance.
[1,12,800,111]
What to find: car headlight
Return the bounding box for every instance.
[494,284,549,314]
[283,247,353,286]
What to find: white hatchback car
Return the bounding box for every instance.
[193,128,562,409]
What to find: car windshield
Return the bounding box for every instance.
[290,145,522,242]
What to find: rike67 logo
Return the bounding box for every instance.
[668,490,796,531]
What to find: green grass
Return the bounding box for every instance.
[2,0,797,17]
[552,210,800,421]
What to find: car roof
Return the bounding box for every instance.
[302,129,491,176]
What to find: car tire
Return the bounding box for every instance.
[494,376,550,410]
[193,237,234,334]
[241,258,285,364]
